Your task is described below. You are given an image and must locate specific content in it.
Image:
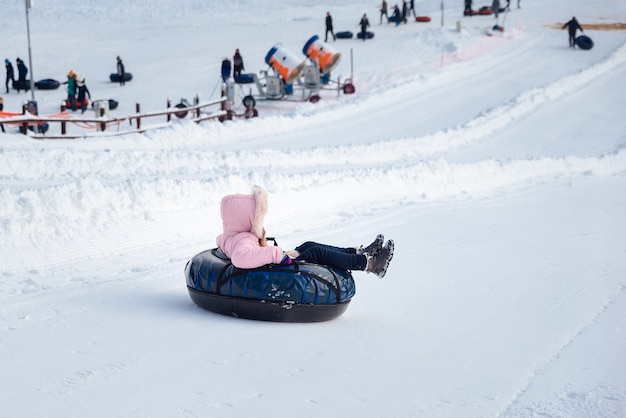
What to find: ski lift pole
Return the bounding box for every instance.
[25,0,36,103]
[350,48,354,81]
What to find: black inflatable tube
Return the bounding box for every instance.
[336,31,353,39]
[188,287,351,322]
[35,79,61,90]
[357,31,375,40]
[91,99,119,110]
[576,35,594,50]
[185,248,355,322]
[109,73,133,82]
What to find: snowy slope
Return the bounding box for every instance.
[1,0,626,417]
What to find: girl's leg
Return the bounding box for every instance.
[295,241,366,271]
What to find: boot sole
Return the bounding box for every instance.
[377,240,394,278]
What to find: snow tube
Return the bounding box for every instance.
[91,99,119,110]
[63,98,90,109]
[416,16,431,22]
[234,73,255,84]
[185,248,356,322]
[109,72,133,83]
[357,31,375,40]
[35,79,60,90]
[336,31,353,39]
[12,80,31,91]
[478,6,493,15]
[576,35,594,50]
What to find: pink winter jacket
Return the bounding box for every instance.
[215,186,284,269]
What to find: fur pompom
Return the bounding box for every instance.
[250,185,268,239]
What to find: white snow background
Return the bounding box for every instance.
[1,0,626,416]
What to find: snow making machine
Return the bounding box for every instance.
[225,36,355,111]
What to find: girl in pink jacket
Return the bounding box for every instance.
[216,186,395,278]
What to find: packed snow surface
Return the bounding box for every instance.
[1,0,625,417]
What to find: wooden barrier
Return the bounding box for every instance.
[1,96,227,139]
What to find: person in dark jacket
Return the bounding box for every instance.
[116,56,126,86]
[233,49,244,78]
[325,12,336,42]
[5,59,14,93]
[76,77,91,113]
[492,0,500,19]
[408,0,416,17]
[389,5,403,26]
[0,96,5,132]
[16,58,28,92]
[380,0,388,24]
[359,13,371,40]
[221,58,231,82]
[562,17,584,47]
[401,0,408,23]
[464,0,473,16]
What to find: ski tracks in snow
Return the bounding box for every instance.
[497,285,626,418]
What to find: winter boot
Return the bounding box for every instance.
[365,240,394,278]
[357,234,384,256]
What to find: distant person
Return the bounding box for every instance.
[380,0,388,24]
[64,69,78,111]
[221,58,231,82]
[464,0,473,16]
[233,49,245,78]
[517,0,521,8]
[116,56,126,86]
[390,5,403,26]
[5,59,14,93]
[408,0,416,17]
[401,0,408,23]
[491,0,500,18]
[76,77,91,113]
[359,13,371,40]
[16,58,28,93]
[562,17,583,48]
[325,12,336,42]
[0,96,5,132]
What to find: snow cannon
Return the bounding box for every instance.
[265,44,305,84]
[302,35,341,74]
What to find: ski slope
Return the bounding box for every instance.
[1,0,625,416]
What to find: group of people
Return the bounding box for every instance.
[323,11,373,42]
[3,54,131,116]
[380,0,416,26]
[324,12,372,42]
[63,69,91,113]
[464,0,521,17]
[4,58,28,93]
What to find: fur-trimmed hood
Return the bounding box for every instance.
[215,185,283,269]
[218,185,267,239]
